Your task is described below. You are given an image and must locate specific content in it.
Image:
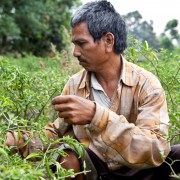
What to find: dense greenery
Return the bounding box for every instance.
[0,37,179,179]
[0,51,85,179]
[0,0,81,55]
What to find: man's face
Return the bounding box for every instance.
[71,22,107,71]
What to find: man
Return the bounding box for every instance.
[6,0,180,179]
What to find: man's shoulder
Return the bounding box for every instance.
[127,61,151,77]
[125,60,162,89]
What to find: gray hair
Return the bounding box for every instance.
[71,0,127,54]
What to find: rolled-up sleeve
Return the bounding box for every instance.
[86,85,170,170]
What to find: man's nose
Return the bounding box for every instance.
[73,46,81,57]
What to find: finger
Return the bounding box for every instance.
[63,118,73,125]
[51,95,71,105]
[54,103,71,111]
[58,111,73,125]
[58,111,72,119]
[6,132,16,146]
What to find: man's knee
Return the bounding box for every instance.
[59,149,81,171]
[169,144,180,159]
[167,144,180,174]
[57,149,84,180]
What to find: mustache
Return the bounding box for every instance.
[77,57,86,62]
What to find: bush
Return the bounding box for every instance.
[126,37,180,144]
[0,55,86,179]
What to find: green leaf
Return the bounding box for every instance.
[17,128,22,140]
[45,157,54,179]
[144,40,149,50]
[159,151,165,158]
[151,52,159,61]
[0,148,10,162]
[83,160,86,170]
[130,48,135,57]
[26,153,43,160]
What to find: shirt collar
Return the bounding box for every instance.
[78,55,138,90]
[121,55,138,87]
[91,72,104,91]
[78,69,90,89]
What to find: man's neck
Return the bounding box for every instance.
[93,54,122,98]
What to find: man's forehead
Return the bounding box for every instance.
[72,22,89,32]
[71,23,92,41]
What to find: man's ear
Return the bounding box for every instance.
[103,32,114,53]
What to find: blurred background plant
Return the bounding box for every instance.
[0,0,180,56]
[0,0,81,56]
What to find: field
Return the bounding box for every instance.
[0,39,179,179]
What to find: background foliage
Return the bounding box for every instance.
[123,11,180,50]
[0,0,180,56]
[0,0,81,55]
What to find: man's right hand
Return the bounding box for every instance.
[5,131,23,155]
[6,131,46,161]
[6,131,19,147]
[5,131,31,158]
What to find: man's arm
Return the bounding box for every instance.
[49,71,170,169]
[86,87,170,169]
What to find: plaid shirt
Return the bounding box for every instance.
[45,57,170,170]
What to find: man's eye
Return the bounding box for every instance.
[79,42,86,46]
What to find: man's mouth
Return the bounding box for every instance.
[78,57,86,62]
